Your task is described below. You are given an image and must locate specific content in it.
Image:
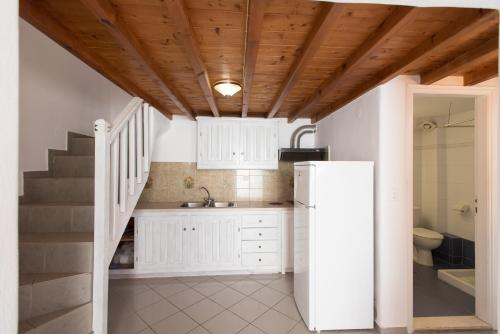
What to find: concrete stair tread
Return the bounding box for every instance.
[20,232,93,243]
[20,202,93,207]
[20,272,86,285]
[19,303,91,333]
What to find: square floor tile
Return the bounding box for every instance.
[209,287,246,308]
[229,297,269,322]
[248,274,283,285]
[212,274,248,286]
[108,310,148,334]
[288,321,310,334]
[231,280,264,295]
[124,289,163,311]
[203,310,248,334]
[167,288,205,309]
[251,286,286,307]
[192,280,226,297]
[187,326,210,334]
[137,299,178,325]
[177,276,211,286]
[273,296,301,321]
[152,312,198,334]
[137,329,155,334]
[252,309,297,334]
[151,282,189,298]
[267,277,293,295]
[184,298,224,324]
[238,324,266,334]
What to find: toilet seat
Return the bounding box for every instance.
[413,227,443,240]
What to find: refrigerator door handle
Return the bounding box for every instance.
[295,199,316,209]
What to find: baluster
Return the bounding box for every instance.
[136,106,143,183]
[109,139,119,237]
[119,127,128,213]
[128,114,136,195]
[143,103,150,172]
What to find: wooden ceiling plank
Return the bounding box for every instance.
[19,0,173,119]
[266,3,346,119]
[421,37,498,84]
[464,62,498,86]
[80,0,195,119]
[313,9,498,123]
[165,0,220,117]
[242,0,269,118]
[288,6,418,122]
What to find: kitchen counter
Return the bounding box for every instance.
[134,201,293,214]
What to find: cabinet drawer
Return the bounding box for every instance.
[242,240,278,253]
[242,214,278,228]
[242,228,279,241]
[242,253,278,267]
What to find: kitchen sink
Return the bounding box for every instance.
[180,202,205,208]
[179,201,236,208]
[212,201,236,208]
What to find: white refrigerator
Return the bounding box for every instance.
[294,161,374,331]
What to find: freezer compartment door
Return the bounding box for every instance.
[294,165,315,207]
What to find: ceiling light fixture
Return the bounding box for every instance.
[213,80,242,97]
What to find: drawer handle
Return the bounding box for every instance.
[258,245,262,249]
[183,228,186,231]
[192,227,196,231]
[259,233,262,236]
[258,219,262,223]
[258,258,262,262]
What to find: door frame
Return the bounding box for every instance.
[406,84,498,332]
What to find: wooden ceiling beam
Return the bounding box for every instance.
[421,37,498,85]
[165,0,220,117]
[288,6,418,123]
[19,0,173,119]
[266,3,346,119]
[242,0,269,118]
[80,0,195,120]
[463,61,498,86]
[312,9,499,123]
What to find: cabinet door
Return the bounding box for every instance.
[240,121,278,169]
[136,216,186,271]
[189,215,241,269]
[198,120,239,169]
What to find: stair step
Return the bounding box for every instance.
[52,155,94,177]
[19,273,91,321]
[20,203,93,233]
[20,233,93,274]
[24,177,94,204]
[20,303,91,334]
[70,137,95,156]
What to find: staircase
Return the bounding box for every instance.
[19,133,95,334]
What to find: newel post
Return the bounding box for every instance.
[93,119,111,334]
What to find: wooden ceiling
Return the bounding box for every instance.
[20,0,499,122]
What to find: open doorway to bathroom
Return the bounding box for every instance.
[413,94,477,317]
[408,84,498,332]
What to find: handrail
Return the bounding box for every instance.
[92,97,155,334]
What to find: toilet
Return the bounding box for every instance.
[413,227,444,266]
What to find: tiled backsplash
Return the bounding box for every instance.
[139,162,294,203]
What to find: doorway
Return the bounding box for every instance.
[407,84,498,331]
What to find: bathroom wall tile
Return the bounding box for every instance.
[237,175,250,189]
[250,175,263,189]
[237,189,250,201]
[249,170,263,176]
[249,188,263,201]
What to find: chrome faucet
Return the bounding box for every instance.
[200,187,214,207]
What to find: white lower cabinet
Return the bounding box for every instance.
[134,210,291,275]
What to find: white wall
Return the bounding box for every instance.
[152,114,315,163]
[19,19,132,190]
[316,75,419,330]
[1,1,19,332]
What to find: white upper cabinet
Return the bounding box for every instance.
[197,118,278,169]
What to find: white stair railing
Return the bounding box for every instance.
[92,97,155,334]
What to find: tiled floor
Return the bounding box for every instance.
[413,263,475,317]
[108,273,376,334]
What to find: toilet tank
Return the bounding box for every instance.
[413,207,421,227]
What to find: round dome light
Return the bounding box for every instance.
[213,81,242,97]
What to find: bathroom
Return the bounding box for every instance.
[413,94,477,317]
